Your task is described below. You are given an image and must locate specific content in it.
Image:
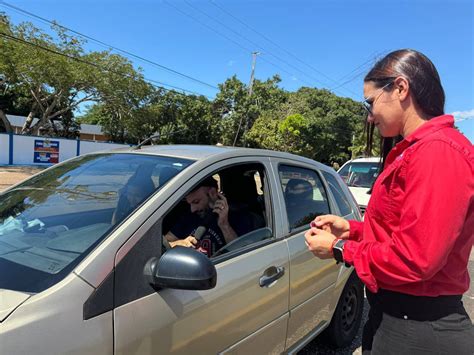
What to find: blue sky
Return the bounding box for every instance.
[2,0,473,141]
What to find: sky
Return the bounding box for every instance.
[1,0,473,142]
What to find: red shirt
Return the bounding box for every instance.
[343,115,473,296]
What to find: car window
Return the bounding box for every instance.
[278,165,330,231]
[162,163,271,259]
[338,162,380,188]
[0,153,193,293]
[322,171,353,216]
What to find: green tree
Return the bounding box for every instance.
[212,75,287,146]
[0,14,150,137]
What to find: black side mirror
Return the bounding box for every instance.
[144,247,217,290]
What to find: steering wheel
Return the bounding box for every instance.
[213,227,272,257]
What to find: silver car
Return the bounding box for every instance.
[0,145,363,354]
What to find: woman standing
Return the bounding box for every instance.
[305,49,473,354]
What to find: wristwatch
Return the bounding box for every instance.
[332,239,346,263]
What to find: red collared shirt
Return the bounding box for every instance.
[343,115,473,296]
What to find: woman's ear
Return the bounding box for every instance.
[394,76,410,101]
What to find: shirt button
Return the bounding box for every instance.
[403,315,408,320]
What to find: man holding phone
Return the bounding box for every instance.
[165,176,259,257]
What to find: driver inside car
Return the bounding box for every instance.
[164,176,261,257]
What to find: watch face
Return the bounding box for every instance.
[335,239,346,249]
[333,240,345,263]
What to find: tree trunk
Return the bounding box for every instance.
[21,111,36,134]
[0,109,13,133]
[28,96,59,135]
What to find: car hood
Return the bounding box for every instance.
[348,186,371,207]
[0,289,31,322]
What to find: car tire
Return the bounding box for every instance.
[323,271,364,348]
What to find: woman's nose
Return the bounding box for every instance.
[366,113,375,123]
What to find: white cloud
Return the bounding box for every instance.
[227,60,235,67]
[291,76,298,81]
[451,109,474,122]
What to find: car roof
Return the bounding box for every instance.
[92,144,331,170]
[348,157,380,163]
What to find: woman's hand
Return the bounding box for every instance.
[304,227,337,259]
[311,214,350,239]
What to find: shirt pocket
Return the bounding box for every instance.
[368,159,403,222]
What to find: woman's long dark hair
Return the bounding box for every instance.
[364,49,445,174]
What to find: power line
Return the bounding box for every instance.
[183,0,330,89]
[335,50,386,83]
[0,1,219,91]
[329,51,389,92]
[0,31,212,98]
[1,30,369,138]
[163,0,319,89]
[209,0,361,97]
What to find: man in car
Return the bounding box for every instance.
[164,176,261,257]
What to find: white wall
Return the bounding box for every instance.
[0,134,10,165]
[1,134,129,166]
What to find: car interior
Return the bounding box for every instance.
[162,163,272,258]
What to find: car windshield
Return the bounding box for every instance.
[0,153,193,293]
[338,162,380,188]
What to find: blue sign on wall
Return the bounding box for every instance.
[34,139,60,164]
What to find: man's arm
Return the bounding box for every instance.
[218,223,238,244]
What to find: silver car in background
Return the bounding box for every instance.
[0,145,364,354]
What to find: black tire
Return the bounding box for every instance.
[323,272,364,348]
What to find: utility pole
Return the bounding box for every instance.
[248,51,260,96]
[233,52,260,147]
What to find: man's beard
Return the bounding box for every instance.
[196,209,209,219]
[197,208,217,226]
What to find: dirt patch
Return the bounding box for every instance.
[0,166,47,191]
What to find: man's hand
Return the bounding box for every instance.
[311,214,350,239]
[170,236,198,248]
[213,192,230,228]
[211,192,238,243]
[304,227,337,259]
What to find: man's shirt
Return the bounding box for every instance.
[171,208,258,257]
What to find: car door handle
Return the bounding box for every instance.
[259,266,285,287]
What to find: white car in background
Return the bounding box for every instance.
[337,157,380,214]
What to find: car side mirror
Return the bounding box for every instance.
[144,247,217,290]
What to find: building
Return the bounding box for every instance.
[5,114,110,142]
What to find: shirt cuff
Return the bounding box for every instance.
[343,240,356,265]
[348,220,363,241]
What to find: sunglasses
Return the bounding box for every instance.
[362,81,395,115]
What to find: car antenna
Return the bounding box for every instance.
[133,128,189,150]
[134,134,161,150]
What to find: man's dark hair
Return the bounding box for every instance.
[191,176,218,192]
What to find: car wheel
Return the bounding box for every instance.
[323,272,364,348]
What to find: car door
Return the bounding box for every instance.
[113,157,290,354]
[271,159,341,350]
